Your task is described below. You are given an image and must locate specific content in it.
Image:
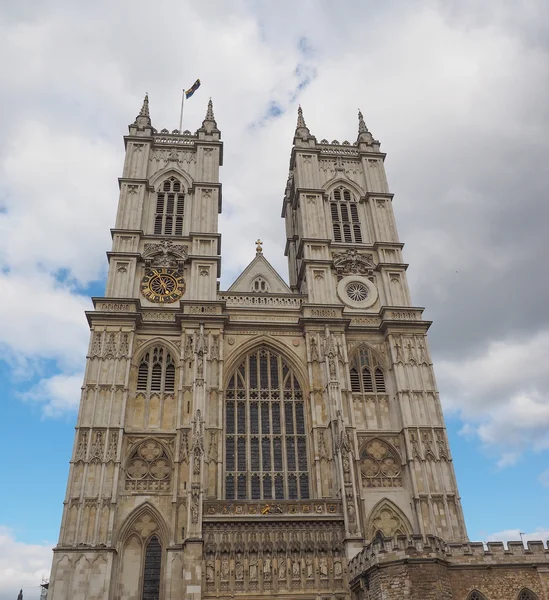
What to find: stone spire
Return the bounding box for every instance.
[133,93,152,129]
[358,109,368,134]
[199,98,219,134]
[295,105,311,137]
[357,108,376,146]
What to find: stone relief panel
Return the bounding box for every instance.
[202,522,347,596]
[366,500,412,540]
[359,438,402,489]
[124,438,173,493]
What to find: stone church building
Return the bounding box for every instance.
[46,97,549,599]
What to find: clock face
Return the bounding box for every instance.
[140,268,185,303]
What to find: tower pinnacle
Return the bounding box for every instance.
[358,109,368,134]
[204,98,215,122]
[133,93,152,129]
[295,105,311,135]
[199,98,219,134]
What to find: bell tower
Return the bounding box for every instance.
[283,106,468,548]
[47,96,223,600]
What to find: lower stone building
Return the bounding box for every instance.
[45,97,549,599]
[349,535,549,600]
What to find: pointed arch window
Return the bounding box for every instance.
[330,186,362,244]
[154,177,185,235]
[225,348,309,500]
[142,535,162,600]
[518,590,538,600]
[137,347,176,394]
[349,346,386,394]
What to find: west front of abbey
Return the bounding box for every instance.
[46,97,549,600]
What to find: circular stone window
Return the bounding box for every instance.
[337,275,378,309]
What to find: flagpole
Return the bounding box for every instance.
[179,88,185,132]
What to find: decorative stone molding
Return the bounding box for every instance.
[142,240,188,268]
[333,249,375,280]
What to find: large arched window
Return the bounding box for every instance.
[225,347,309,500]
[349,346,386,394]
[154,177,185,235]
[330,186,362,244]
[137,347,176,394]
[518,590,538,600]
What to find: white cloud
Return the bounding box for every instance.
[0,526,51,600]
[22,372,84,417]
[437,331,549,461]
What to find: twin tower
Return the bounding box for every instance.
[46,96,547,600]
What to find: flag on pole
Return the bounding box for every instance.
[185,79,201,99]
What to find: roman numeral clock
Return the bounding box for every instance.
[140,240,188,304]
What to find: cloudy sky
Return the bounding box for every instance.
[1,0,548,597]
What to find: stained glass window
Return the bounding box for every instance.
[225,348,309,499]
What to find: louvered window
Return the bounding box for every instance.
[225,348,309,500]
[349,346,386,394]
[136,347,176,394]
[330,186,362,243]
[154,177,185,235]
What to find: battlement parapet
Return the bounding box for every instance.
[349,535,549,581]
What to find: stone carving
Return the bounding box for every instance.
[409,431,421,459]
[125,439,172,492]
[184,334,194,362]
[75,430,89,462]
[192,410,204,475]
[235,553,244,580]
[306,554,314,579]
[90,430,105,462]
[249,554,258,580]
[118,333,129,357]
[263,554,272,579]
[334,555,343,579]
[292,554,300,578]
[208,430,218,462]
[320,554,328,578]
[142,240,188,268]
[181,431,189,463]
[369,505,407,538]
[106,431,118,462]
[103,333,117,359]
[220,555,229,580]
[206,556,215,581]
[436,430,448,459]
[135,514,157,538]
[210,335,220,360]
[91,332,102,357]
[310,336,319,362]
[278,555,287,580]
[191,485,200,523]
[359,439,402,488]
[333,249,375,280]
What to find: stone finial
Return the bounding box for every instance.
[133,93,152,128]
[199,98,219,134]
[358,109,368,134]
[204,98,215,122]
[357,108,377,145]
[17,590,23,600]
[297,105,307,129]
[295,104,312,138]
[255,239,263,254]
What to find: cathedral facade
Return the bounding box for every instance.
[46,97,549,600]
